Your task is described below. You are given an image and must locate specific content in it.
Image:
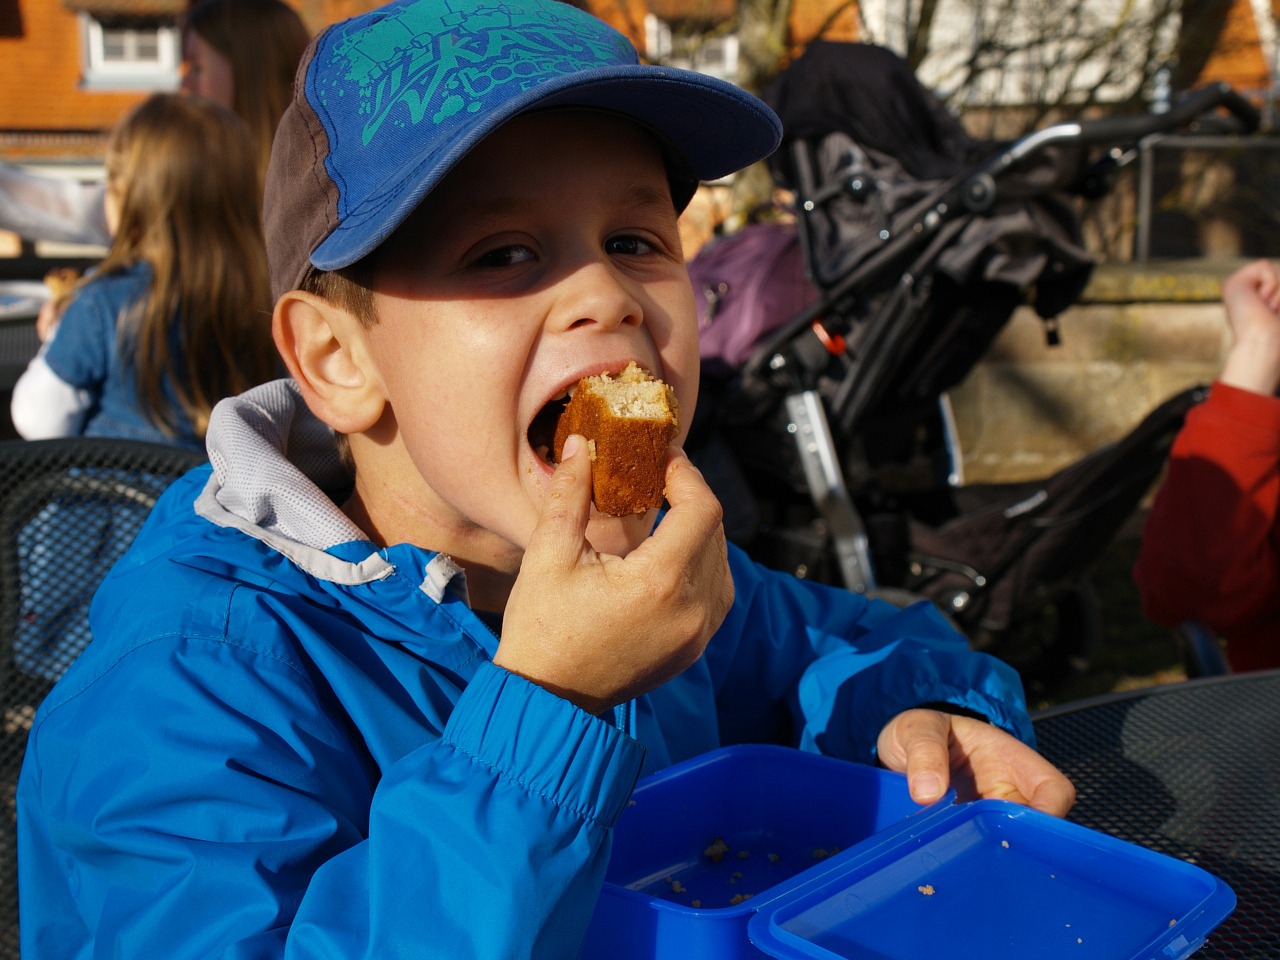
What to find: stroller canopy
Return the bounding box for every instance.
[763,40,986,185]
[758,40,1094,323]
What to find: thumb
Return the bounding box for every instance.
[526,434,594,570]
[878,709,953,805]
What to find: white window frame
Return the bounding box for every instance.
[79,13,181,91]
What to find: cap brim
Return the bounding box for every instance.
[310,64,781,272]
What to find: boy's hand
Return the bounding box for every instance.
[495,434,735,717]
[876,709,1076,817]
[1220,258,1280,395]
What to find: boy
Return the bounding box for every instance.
[18,0,1073,956]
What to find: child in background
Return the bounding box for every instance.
[18,1,1074,957]
[1135,258,1280,671]
[181,0,312,185]
[10,93,279,450]
[0,0,310,250]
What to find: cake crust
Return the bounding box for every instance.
[552,362,679,516]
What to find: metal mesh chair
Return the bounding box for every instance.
[0,437,205,959]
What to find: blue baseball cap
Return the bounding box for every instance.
[264,0,783,298]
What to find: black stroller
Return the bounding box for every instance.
[686,41,1260,683]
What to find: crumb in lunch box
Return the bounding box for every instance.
[1169,920,1177,927]
[666,878,686,894]
[1077,939,1083,944]
[728,871,744,885]
[729,893,753,905]
[811,847,839,860]
[704,838,731,863]
[917,885,935,896]
[1001,840,1009,848]
[768,853,780,862]
[737,850,750,859]
[691,900,701,908]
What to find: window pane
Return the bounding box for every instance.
[135,34,159,60]
[102,31,127,61]
[97,19,163,64]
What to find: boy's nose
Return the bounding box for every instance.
[551,260,644,333]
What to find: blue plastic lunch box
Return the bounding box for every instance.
[580,744,1235,960]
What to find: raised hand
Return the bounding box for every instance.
[495,434,735,716]
[1219,259,1280,395]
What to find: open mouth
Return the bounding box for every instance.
[528,390,573,466]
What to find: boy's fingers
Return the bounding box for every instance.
[527,435,593,569]
[648,450,724,544]
[876,709,953,805]
[900,712,953,805]
[1021,766,1077,818]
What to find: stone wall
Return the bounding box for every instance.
[948,258,1248,484]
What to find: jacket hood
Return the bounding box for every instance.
[195,378,469,603]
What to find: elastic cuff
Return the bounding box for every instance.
[916,700,991,724]
[443,662,646,826]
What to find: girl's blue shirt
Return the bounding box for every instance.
[43,260,202,450]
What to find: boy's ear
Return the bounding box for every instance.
[273,291,385,434]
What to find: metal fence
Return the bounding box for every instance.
[1135,132,1280,261]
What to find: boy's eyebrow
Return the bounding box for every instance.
[622,183,681,214]
[463,182,678,221]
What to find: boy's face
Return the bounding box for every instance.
[356,110,701,563]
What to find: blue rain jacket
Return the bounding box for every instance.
[17,379,1033,959]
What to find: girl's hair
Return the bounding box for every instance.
[183,0,312,183]
[99,93,278,437]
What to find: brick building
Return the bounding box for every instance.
[0,0,853,164]
[2,0,1274,163]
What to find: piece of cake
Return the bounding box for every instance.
[44,267,81,304]
[552,362,679,516]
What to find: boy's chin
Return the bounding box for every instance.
[585,510,656,558]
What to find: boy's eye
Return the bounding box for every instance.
[474,244,536,268]
[606,235,655,257]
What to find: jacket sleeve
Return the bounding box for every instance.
[19,629,643,959]
[9,349,92,438]
[1134,381,1280,635]
[706,544,1034,763]
[41,278,115,392]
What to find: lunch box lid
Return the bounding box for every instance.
[744,797,1237,960]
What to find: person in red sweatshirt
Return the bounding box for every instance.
[1135,258,1280,672]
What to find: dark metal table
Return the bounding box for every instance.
[1034,671,1280,959]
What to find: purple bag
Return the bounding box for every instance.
[690,221,820,375]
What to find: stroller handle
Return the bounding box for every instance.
[984,83,1260,175]
[1076,82,1261,141]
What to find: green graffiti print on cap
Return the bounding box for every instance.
[268,0,781,293]
[322,0,635,146]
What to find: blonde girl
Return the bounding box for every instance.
[11,93,279,449]
[2,0,309,250]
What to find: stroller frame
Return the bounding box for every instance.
[692,45,1260,677]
